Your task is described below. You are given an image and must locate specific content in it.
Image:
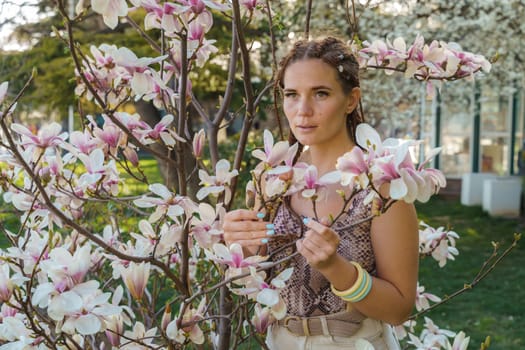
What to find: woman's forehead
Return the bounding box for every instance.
[283,59,340,88]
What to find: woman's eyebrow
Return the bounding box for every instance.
[311,85,333,90]
[283,85,333,91]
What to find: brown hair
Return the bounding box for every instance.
[273,36,364,158]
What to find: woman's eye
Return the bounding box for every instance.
[284,92,297,98]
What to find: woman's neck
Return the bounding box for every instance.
[303,139,354,175]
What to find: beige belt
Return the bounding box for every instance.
[276,306,366,337]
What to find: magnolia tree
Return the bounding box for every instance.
[0,0,518,349]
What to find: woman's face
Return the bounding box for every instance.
[282,59,358,149]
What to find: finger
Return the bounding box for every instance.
[225,209,264,222]
[235,238,271,247]
[224,229,269,242]
[302,217,330,235]
[297,239,323,263]
[303,218,339,242]
[223,219,273,233]
[302,233,336,255]
[319,217,331,226]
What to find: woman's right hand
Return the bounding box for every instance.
[223,209,273,251]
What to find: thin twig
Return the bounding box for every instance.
[304,0,312,40]
[409,234,521,320]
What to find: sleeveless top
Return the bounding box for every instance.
[268,189,376,317]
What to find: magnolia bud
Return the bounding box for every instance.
[192,129,206,159]
[161,303,172,331]
[245,180,256,209]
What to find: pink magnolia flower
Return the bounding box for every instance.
[93,119,125,156]
[393,319,416,341]
[115,111,149,133]
[1,302,19,319]
[336,146,370,188]
[301,165,341,201]
[352,123,445,203]
[120,322,158,349]
[180,0,230,14]
[0,263,28,302]
[5,229,50,275]
[265,143,308,198]
[134,114,182,147]
[251,304,273,334]
[419,222,459,267]
[207,242,267,280]
[233,266,293,320]
[267,142,299,176]
[446,331,470,350]
[241,0,259,11]
[407,332,437,350]
[161,303,172,332]
[419,317,456,348]
[0,315,33,344]
[77,148,108,187]
[192,129,206,158]
[39,245,92,289]
[104,286,133,346]
[138,219,183,256]
[44,280,121,335]
[252,130,289,167]
[134,183,196,222]
[92,0,128,29]
[196,159,239,203]
[0,81,8,104]
[122,145,139,166]
[166,298,207,344]
[2,190,35,212]
[194,38,219,67]
[120,262,151,300]
[106,44,166,87]
[0,264,14,302]
[105,314,124,347]
[415,283,441,311]
[359,37,407,73]
[357,34,491,85]
[190,203,224,249]
[11,122,68,152]
[415,147,447,202]
[142,0,186,33]
[68,130,100,155]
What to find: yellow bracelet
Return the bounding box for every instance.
[342,272,372,302]
[330,261,364,297]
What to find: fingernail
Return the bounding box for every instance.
[266,223,274,229]
[266,229,275,236]
[261,238,269,244]
[303,217,310,225]
[256,213,265,219]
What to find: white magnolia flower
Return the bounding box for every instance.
[92,0,128,29]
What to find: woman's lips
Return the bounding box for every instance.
[296,125,317,131]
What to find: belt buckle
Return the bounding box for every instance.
[282,315,301,334]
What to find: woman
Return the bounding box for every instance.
[223,37,419,349]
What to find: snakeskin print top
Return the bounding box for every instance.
[268,189,376,317]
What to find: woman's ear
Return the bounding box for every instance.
[346,87,361,114]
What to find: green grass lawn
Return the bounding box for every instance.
[415,197,524,350]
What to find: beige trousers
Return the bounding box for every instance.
[265,318,401,350]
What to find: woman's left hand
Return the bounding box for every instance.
[296,217,341,271]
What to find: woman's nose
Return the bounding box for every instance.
[297,97,313,116]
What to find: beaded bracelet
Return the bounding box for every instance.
[330,261,373,303]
